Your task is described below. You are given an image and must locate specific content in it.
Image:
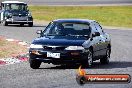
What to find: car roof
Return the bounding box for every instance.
[53,19,95,24]
[2,1,26,4]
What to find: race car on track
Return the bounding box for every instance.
[29,19,111,69]
[0,1,33,26]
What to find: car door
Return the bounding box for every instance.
[94,22,107,56]
[89,22,102,58]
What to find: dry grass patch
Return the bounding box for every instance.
[0,37,27,59]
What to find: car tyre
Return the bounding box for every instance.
[28,22,33,27]
[100,48,110,64]
[2,20,8,26]
[83,49,93,67]
[29,59,41,69]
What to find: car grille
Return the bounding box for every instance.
[12,16,28,21]
[43,46,66,51]
[12,13,27,16]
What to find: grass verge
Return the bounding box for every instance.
[0,37,27,59]
[29,6,132,28]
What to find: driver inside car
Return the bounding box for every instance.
[54,24,65,35]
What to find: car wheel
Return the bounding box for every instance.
[100,48,110,64]
[29,59,41,69]
[83,49,93,67]
[28,22,33,27]
[2,21,8,26]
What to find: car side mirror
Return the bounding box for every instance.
[36,30,43,37]
[92,32,100,37]
[36,30,42,34]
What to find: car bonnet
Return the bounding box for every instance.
[32,36,87,46]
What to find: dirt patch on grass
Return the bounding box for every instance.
[0,37,28,59]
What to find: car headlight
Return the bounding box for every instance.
[8,12,12,15]
[5,13,12,18]
[30,44,43,48]
[65,46,84,50]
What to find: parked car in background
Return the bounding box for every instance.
[0,1,33,26]
[29,19,111,69]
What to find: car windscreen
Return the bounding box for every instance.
[43,22,91,36]
[5,3,27,11]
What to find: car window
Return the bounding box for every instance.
[62,23,91,35]
[90,22,98,34]
[94,22,104,35]
[5,4,27,11]
[44,22,91,36]
[43,22,55,35]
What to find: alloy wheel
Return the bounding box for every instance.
[87,50,93,66]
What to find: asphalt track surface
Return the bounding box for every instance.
[0,23,132,88]
[1,0,132,6]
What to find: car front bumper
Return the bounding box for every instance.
[6,20,33,24]
[5,16,33,24]
[29,49,87,64]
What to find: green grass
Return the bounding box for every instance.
[29,6,132,28]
